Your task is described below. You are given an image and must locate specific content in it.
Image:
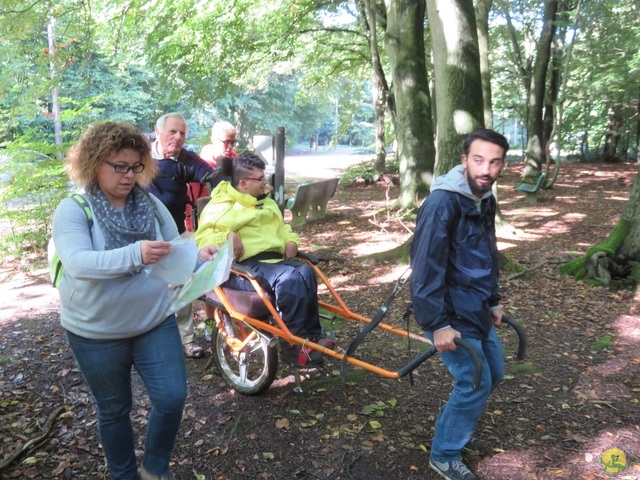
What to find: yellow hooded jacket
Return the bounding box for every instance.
[194,180,299,262]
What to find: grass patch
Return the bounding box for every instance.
[592,334,613,351]
[508,363,539,375]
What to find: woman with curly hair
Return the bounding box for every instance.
[52,121,217,480]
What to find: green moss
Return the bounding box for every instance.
[630,261,640,281]
[500,254,526,274]
[558,257,586,277]
[559,219,630,280]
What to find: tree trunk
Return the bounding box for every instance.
[427,0,484,176]
[361,0,389,173]
[543,41,561,149]
[523,0,559,179]
[475,0,493,129]
[372,80,387,173]
[383,0,435,208]
[637,86,640,162]
[603,106,623,163]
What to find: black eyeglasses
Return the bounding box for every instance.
[243,176,266,182]
[218,139,238,146]
[104,160,145,174]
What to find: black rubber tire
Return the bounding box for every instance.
[211,311,278,395]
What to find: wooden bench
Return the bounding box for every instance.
[516,173,546,201]
[285,178,339,227]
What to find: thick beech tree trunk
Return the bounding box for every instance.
[523,0,559,179]
[427,0,484,176]
[383,0,435,208]
[361,0,389,174]
[475,0,493,129]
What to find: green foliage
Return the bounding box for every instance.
[341,159,377,184]
[0,145,69,254]
[341,154,399,186]
[360,398,398,417]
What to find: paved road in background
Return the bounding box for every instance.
[279,147,373,182]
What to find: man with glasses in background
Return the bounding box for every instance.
[195,152,330,368]
[147,112,214,358]
[200,120,238,168]
[185,120,238,232]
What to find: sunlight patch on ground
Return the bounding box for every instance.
[497,241,519,250]
[607,196,631,202]
[502,208,589,239]
[614,315,640,342]
[502,207,561,219]
[364,264,410,285]
[344,241,402,257]
[537,220,577,235]
[478,450,544,478]
[320,274,358,292]
[0,270,59,324]
[555,196,579,204]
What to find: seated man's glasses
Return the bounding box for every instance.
[104,160,145,174]
[218,139,238,146]
[243,176,266,182]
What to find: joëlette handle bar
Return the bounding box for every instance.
[398,338,482,390]
[396,316,527,390]
[501,315,527,360]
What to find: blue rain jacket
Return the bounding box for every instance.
[410,165,500,339]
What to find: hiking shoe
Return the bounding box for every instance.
[280,343,324,367]
[429,459,478,480]
[184,343,205,358]
[140,466,174,480]
[463,437,484,455]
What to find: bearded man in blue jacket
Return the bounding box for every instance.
[410,129,509,480]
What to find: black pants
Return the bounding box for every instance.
[225,260,321,339]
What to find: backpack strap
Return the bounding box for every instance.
[70,194,93,230]
[50,194,93,287]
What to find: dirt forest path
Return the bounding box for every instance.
[1,159,640,480]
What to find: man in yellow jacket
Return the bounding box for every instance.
[195,152,325,367]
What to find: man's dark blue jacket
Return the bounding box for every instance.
[410,165,500,340]
[148,147,214,234]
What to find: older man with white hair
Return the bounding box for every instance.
[147,112,214,358]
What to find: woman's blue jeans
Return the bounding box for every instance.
[426,327,504,462]
[66,315,187,479]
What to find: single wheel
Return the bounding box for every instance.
[211,309,278,395]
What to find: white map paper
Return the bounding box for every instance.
[148,235,199,285]
[169,238,234,312]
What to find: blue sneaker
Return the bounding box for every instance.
[429,459,478,480]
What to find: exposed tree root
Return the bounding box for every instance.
[0,405,65,471]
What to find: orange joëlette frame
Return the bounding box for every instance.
[206,257,433,379]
